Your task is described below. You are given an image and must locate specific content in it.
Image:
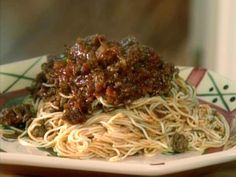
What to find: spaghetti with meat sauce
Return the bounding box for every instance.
[0,35,230,161]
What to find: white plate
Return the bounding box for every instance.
[1,56,236,176]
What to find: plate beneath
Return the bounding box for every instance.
[1,56,236,176]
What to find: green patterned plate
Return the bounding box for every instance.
[1,56,236,176]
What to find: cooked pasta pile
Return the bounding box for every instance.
[17,76,230,161]
[0,35,230,161]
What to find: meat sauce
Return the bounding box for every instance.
[0,104,34,128]
[1,35,177,125]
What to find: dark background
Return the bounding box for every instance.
[0,0,189,65]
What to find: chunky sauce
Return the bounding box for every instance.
[1,35,177,125]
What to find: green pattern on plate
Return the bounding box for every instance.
[0,95,28,109]
[207,72,230,111]
[3,57,42,93]
[37,147,58,157]
[197,93,236,96]
[0,72,35,81]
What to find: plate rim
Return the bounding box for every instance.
[1,57,236,176]
[1,148,236,176]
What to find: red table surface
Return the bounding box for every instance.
[1,159,236,177]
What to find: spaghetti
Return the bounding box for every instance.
[17,76,230,161]
[0,35,230,161]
